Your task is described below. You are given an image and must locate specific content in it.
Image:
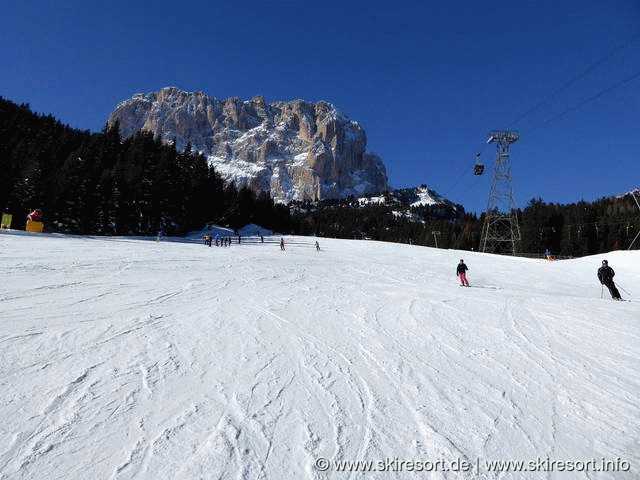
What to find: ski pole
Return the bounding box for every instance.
[601,284,604,299]
[615,282,631,296]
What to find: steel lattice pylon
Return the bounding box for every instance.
[480,131,521,255]
[628,190,640,250]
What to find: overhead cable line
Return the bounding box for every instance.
[509,30,640,129]
[523,68,640,134]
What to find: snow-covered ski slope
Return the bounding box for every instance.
[1,230,638,479]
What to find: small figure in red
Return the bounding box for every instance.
[27,209,43,222]
[456,259,470,287]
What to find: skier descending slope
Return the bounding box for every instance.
[456,259,470,287]
[598,259,622,300]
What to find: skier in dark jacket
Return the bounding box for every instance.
[597,260,621,299]
[456,259,470,286]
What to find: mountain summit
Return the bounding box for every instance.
[108,87,389,203]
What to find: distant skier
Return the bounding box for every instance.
[27,209,42,222]
[315,241,320,252]
[597,260,621,300]
[456,259,470,287]
[280,237,285,251]
[544,249,553,261]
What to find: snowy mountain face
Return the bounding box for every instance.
[108,87,389,203]
[357,186,450,208]
[2,230,639,479]
[617,188,640,199]
[409,186,443,207]
[353,186,457,225]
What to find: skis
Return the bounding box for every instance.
[458,284,501,290]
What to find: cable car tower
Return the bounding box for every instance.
[628,189,640,250]
[480,130,521,255]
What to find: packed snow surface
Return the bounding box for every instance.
[1,230,639,479]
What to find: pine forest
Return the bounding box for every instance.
[1,97,638,257]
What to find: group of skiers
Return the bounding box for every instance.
[202,234,320,252]
[456,258,625,301]
[203,234,239,247]
[202,235,626,300]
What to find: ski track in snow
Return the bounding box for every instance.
[0,230,639,479]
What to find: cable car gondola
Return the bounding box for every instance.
[473,153,484,175]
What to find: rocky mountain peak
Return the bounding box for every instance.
[108,88,389,203]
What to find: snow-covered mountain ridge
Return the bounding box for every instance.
[357,185,452,208]
[108,87,389,203]
[617,188,640,199]
[292,186,458,226]
[292,186,454,214]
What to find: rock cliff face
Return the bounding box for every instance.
[108,87,389,202]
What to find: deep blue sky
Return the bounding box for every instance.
[2,0,639,213]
